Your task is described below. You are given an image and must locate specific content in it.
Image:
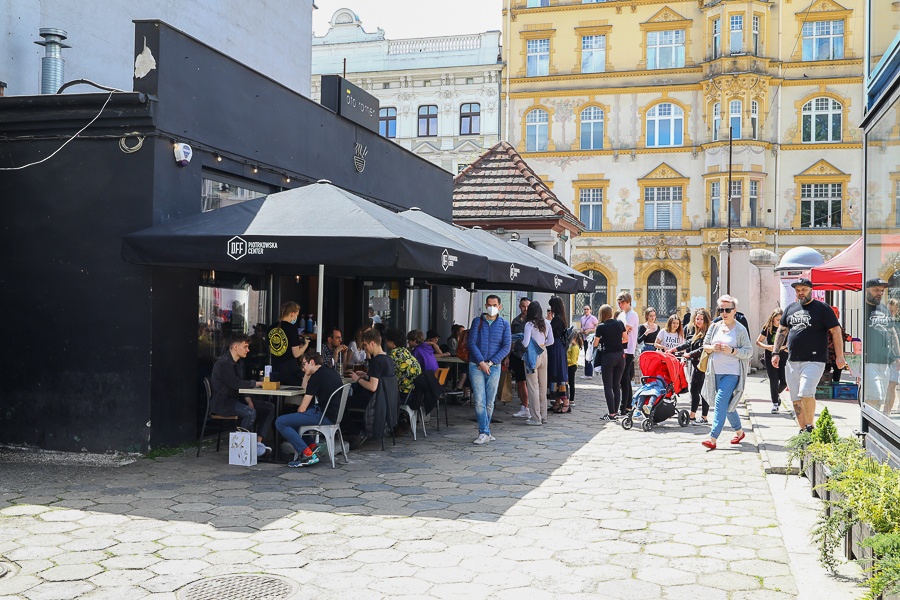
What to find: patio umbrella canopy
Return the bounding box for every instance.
[122,181,491,281]
[808,237,863,291]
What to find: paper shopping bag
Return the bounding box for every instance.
[499,370,513,404]
[228,428,257,466]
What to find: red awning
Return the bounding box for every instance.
[808,237,862,291]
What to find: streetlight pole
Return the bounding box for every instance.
[726,125,733,295]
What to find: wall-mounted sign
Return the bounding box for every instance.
[320,75,380,133]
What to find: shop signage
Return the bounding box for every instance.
[441,249,458,271]
[509,264,520,280]
[320,75,380,134]
[227,236,278,261]
[553,274,562,289]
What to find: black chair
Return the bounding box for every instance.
[196,377,239,457]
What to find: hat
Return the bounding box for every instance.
[791,277,814,289]
[866,277,890,288]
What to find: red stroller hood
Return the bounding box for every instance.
[639,351,688,393]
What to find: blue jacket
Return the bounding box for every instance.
[467,314,512,365]
[524,338,544,372]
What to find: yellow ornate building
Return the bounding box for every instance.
[502,0,864,319]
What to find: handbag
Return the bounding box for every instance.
[697,349,711,373]
[228,428,257,466]
[456,317,484,363]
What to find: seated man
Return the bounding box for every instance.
[425,329,451,359]
[321,327,349,369]
[210,335,273,457]
[347,328,396,448]
[275,352,344,468]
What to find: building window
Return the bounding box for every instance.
[646,103,684,147]
[647,269,678,319]
[802,20,844,61]
[802,97,842,143]
[730,100,742,139]
[730,15,743,54]
[527,0,549,6]
[418,105,438,137]
[527,38,550,77]
[201,174,269,213]
[750,100,759,139]
[752,15,760,55]
[460,103,481,135]
[526,109,549,152]
[575,269,608,314]
[729,180,742,226]
[644,186,683,230]
[749,180,759,227]
[465,77,474,84]
[895,181,900,228]
[801,182,842,228]
[579,188,603,231]
[647,29,685,69]
[580,106,604,150]
[713,103,721,142]
[382,82,391,89]
[581,35,606,73]
[710,181,721,226]
[712,18,721,59]
[379,107,397,138]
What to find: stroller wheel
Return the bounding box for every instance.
[641,419,653,432]
[678,410,690,427]
[621,417,633,430]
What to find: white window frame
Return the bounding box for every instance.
[800,182,842,228]
[713,102,721,142]
[750,100,759,139]
[730,15,743,54]
[730,100,742,139]
[749,180,759,227]
[581,35,607,73]
[729,180,742,226]
[527,38,550,77]
[580,106,604,150]
[644,186,683,230]
[646,103,684,148]
[712,18,721,59]
[752,15,760,55]
[647,29,686,69]
[802,20,844,61]
[579,188,603,231]
[802,97,842,143]
[526,109,549,152]
[710,181,721,227]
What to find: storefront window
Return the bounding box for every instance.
[201,172,269,213]
[364,281,399,329]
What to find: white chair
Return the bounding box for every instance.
[399,387,427,441]
[296,383,352,468]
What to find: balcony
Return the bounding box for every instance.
[388,35,483,55]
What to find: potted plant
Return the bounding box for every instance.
[786,428,814,482]
[810,407,840,498]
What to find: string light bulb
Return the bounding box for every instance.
[285,175,291,183]
[252,165,258,174]
[215,154,222,162]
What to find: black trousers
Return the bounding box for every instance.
[689,365,708,416]
[567,364,577,403]
[765,350,788,405]
[619,353,635,412]
[601,352,625,415]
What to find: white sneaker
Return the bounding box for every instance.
[771,405,780,414]
[488,435,496,442]
[580,375,593,379]
[256,442,271,457]
[524,419,543,426]
[513,407,530,418]
[473,433,490,445]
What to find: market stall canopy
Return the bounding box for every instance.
[121,181,491,281]
[808,238,862,291]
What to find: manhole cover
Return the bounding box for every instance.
[178,575,298,600]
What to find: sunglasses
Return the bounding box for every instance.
[717,307,735,314]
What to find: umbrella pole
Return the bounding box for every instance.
[317,264,324,354]
[406,278,414,334]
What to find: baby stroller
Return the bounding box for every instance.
[622,351,690,432]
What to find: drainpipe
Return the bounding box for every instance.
[773,0,783,255]
[34,28,70,94]
[504,1,512,141]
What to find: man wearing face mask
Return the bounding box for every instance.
[862,278,899,410]
[268,301,310,386]
[772,278,844,433]
[467,295,512,445]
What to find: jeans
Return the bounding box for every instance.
[275,408,332,453]
[710,374,742,439]
[233,399,275,439]
[469,363,501,435]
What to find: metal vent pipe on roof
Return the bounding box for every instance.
[35,28,70,94]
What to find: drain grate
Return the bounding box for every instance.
[177,575,297,600]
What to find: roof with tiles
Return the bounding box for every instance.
[452,141,584,231]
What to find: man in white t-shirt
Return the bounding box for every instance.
[580,305,599,378]
[617,292,640,413]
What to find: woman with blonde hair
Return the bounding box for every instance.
[757,308,788,413]
[637,307,659,352]
[671,308,712,425]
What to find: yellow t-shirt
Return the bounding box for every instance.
[567,343,579,367]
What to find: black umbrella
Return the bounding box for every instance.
[506,240,596,294]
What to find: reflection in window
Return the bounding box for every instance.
[418,105,438,137]
[730,100,743,139]
[647,30,685,69]
[802,97,842,143]
[201,174,268,213]
[527,38,550,77]
[379,107,397,138]
[526,109,549,152]
[710,181,721,227]
[730,15,743,54]
[749,180,759,227]
[580,106,604,150]
[712,19,721,59]
[575,269,608,314]
[647,103,684,147]
[581,35,606,73]
[802,20,844,61]
[579,188,603,231]
[198,282,268,373]
[460,103,481,135]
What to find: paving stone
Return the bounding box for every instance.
[21,581,95,600]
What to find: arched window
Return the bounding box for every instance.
[526,109,549,152]
[647,269,678,319]
[730,100,742,139]
[574,270,608,314]
[418,105,438,137]
[713,103,721,142]
[460,103,480,135]
[646,103,684,147]
[580,106,604,150]
[802,97,842,143]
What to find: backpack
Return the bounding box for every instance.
[562,325,576,347]
[457,317,485,363]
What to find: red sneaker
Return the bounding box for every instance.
[731,431,746,444]
[702,439,717,450]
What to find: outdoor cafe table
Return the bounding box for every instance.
[239,386,304,460]
[437,355,465,389]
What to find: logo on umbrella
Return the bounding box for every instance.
[554,274,562,288]
[583,278,588,289]
[441,249,458,271]
[509,264,520,280]
[227,236,247,261]
[354,143,368,173]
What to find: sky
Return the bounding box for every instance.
[313,0,504,40]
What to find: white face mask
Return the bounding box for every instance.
[486,306,500,317]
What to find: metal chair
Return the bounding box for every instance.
[297,383,352,468]
[398,386,427,441]
[196,377,239,457]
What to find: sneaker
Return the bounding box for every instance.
[580,375,593,379]
[524,419,542,426]
[256,442,271,457]
[805,424,814,433]
[287,453,315,468]
[641,404,651,416]
[488,435,496,442]
[300,453,320,467]
[513,406,530,418]
[601,414,618,421]
[691,418,710,426]
[541,419,547,424]
[771,405,780,414]
[473,433,490,444]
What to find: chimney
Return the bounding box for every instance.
[34,28,70,94]
[0,81,6,97]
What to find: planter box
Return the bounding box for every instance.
[803,456,817,497]
[813,461,828,499]
[850,521,875,570]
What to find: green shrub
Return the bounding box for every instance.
[786,429,814,473]
[812,407,840,445]
[861,533,900,600]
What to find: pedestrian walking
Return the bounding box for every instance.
[548,296,570,413]
[616,292,640,414]
[466,295,512,445]
[509,297,531,419]
[594,304,627,421]
[701,295,752,450]
[671,308,711,425]
[637,307,659,352]
[522,301,552,426]
[580,304,598,378]
[756,308,788,414]
[863,278,898,412]
[772,278,845,433]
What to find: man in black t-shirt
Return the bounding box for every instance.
[772,278,845,432]
[275,352,345,468]
[268,301,309,385]
[507,297,531,418]
[863,278,899,409]
[346,329,396,448]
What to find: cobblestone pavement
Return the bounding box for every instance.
[0,377,831,599]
